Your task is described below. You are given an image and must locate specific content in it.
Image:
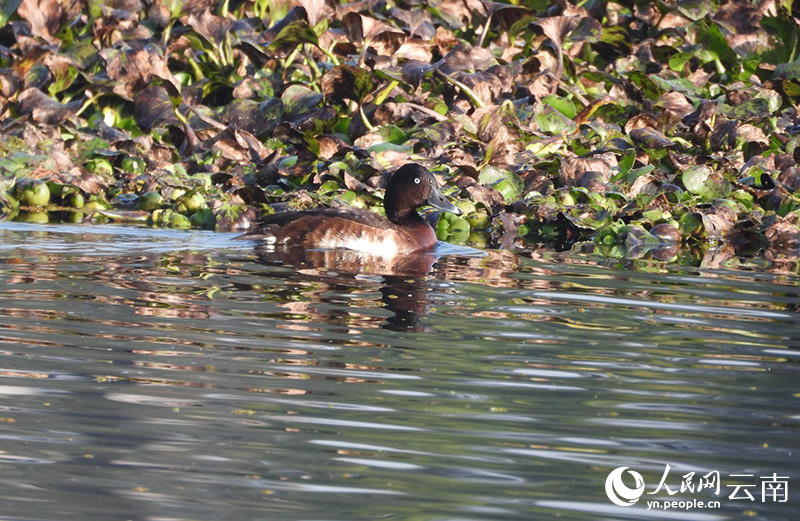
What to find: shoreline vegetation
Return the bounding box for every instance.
[2,0,800,270]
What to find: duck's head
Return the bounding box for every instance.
[384,164,462,223]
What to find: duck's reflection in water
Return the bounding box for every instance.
[254,244,478,332]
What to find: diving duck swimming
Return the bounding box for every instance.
[239,163,462,255]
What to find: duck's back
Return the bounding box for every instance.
[242,206,437,255]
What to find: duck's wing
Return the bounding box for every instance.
[235,207,393,242]
[270,207,392,228]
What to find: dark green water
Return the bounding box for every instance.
[0,222,797,521]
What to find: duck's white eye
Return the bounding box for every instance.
[414,178,420,184]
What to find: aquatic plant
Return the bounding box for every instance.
[1,0,799,264]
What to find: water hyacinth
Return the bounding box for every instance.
[0,0,799,266]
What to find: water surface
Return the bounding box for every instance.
[0,222,798,521]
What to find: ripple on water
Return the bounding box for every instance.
[0,223,798,521]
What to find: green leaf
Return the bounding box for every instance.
[599,26,631,56]
[650,73,699,95]
[373,124,407,145]
[509,15,540,42]
[775,57,800,80]
[627,71,664,100]
[535,104,578,135]
[668,51,695,73]
[281,85,322,117]
[317,180,340,194]
[267,19,319,53]
[617,148,637,178]
[717,97,770,122]
[436,212,471,243]
[541,94,577,119]
[682,165,732,200]
[63,39,100,69]
[571,16,602,43]
[1,0,22,26]
[626,164,656,185]
[478,166,523,203]
[682,165,712,195]
[761,12,800,64]
[693,20,737,72]
[677,0,710,21]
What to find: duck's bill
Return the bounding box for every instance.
[427,185,463,215]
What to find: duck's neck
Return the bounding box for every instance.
[385,202,424,226]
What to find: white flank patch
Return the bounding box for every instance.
[320,230,401,256]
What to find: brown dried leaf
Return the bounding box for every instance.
[765,212,800,254]
[395,38,434,62]
[298,0,337,28]
[454,65,512,105]
[656,91,695,118]
[534,16,580,49]
[101,45,181,100]
[527,70,559,99]
[133,85,180,132]
[178,0,218,17]
[62,167,108,194]
[143,0,171,26]
[212,201,259,232]
[736,123,768,147]
[16,0,65,41]
[186,10,234,45]
[700,205,737,241]
[472,102,518,143]
[220,98,284,138]
[209,137,250,162]
[712,0,762,34]
[390,7,436,40]
[205,126,267,162]
[342,171,370,191]
[343,12,406,54]
[559,155,615,187]
[1,69,23,99]
[320,64,375,105]
[777,167,800,191]
[524,172,554,196]
[234,129,267,160]
[368,148,413,172]
[629,127,675,149]
[651,222,680,242]
[455,176,504,209]
[575,171,608,192]
[17,87,81,124]
[624,113,658,133]
[314,135,346,160]
[628,174,660,198]
[439,45,475,75]
[709,119,738,150]
[433,0,474,30]
[483,2,530,35]
[92,2,145,46]
[370,31,408,56]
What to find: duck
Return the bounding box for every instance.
[239,163,463,255]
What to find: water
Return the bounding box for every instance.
[0,221,798,521]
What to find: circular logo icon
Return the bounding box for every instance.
[605,467,645,507]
